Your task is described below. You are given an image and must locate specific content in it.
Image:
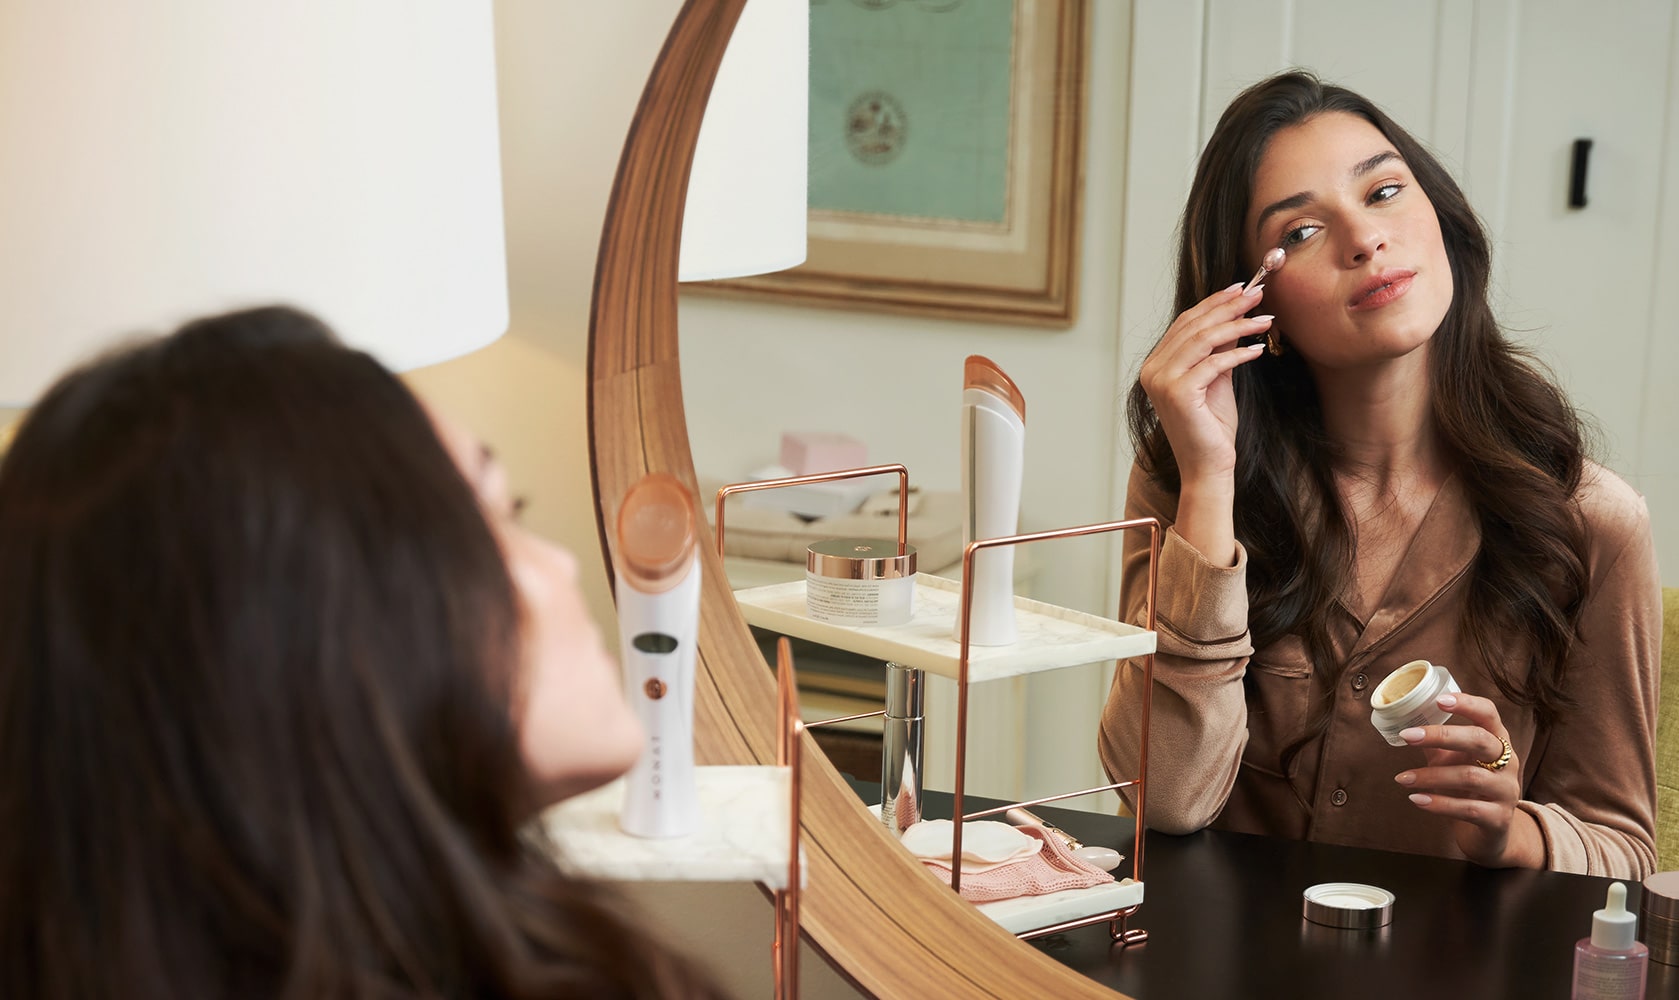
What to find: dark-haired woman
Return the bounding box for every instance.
[1100,72,1661,878]
[0,306,723,997]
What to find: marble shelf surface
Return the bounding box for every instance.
[733,573,1155,682]
[538,766,795,889]
[976,878,1144,935]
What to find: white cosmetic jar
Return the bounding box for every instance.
[1369,660,1460,747]
[1302,882,1395,929]
[805,538,917,627]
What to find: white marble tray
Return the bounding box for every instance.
[537,766,797,889]
[733,573,1155,682]
[977,878,1145,935]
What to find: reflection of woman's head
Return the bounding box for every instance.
[1135,71,1514,486]
[1174,71,1488,326]
[0,306,697,998]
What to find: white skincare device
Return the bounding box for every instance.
[614,473,702,839]
[955,355,1026,646]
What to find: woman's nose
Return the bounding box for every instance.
[1347,222,1387,266]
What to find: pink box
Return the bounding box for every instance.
[779,431,868,476]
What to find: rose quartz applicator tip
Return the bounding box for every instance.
[1243,247,1286,293]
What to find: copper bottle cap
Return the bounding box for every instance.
[963,354,1026,421]
[807,537,917,580]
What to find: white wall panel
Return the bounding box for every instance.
[1202,0,1474,164]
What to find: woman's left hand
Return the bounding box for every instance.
[1393,691,1545,868]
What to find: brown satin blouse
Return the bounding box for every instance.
[1099,460,1661,878]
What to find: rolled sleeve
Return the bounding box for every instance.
[1152,526,1254,663]
[1101,465,1255,833]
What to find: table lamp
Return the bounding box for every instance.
[0,0,803,408]
[678,0,808,282]
[0,0,509,405]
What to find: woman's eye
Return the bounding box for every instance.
[1280,223,1320,247]
[1370,182,1404,203]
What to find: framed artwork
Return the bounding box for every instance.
[688,0,1089,327]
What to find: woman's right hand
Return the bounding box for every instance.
[1139,283,1272,485]
[1138,283,1272,566]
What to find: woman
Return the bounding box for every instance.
[1099,72,1661,878]
[0,307,721,997]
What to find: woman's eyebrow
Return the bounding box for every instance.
[1253,149,1406,237]
[1254,191,1312,236]
[1352,149,1402,178]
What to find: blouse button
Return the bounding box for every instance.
[1352,672,1369,691]
[1331,788,1349,807]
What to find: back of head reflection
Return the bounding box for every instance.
[0,306,718,998]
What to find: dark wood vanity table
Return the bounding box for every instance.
[876,784,1676,1000]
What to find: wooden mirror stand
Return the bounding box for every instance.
[585,2,1123,995]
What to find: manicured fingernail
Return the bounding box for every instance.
[1399,727,1425,744]
[1242,283,1264,297]
[1395,772,1416,786]
[1437,693,1457,710]
[1245,343,1266,352]
[1251,314,1274,323]
[1225,282,1244,293]
[1408,793,1433,807]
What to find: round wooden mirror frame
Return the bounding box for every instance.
[586,2,1121,995]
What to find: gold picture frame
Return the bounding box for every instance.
[687,0,1089,327]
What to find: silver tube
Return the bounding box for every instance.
[879,662,924,834]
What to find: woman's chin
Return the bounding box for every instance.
[525,730,647,809]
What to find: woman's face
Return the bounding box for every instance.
[429,410,643,805]
[1244,111,1454,371]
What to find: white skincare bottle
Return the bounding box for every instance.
[1573,881,1648,1000]
[954,355,1026,646]
[614,473,703,839]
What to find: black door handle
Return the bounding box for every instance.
[1569,138,1592,209]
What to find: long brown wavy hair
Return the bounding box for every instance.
[1126,72,1589,769]
[0,307,719,998]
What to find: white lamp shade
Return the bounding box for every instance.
[0,1,508,406]
[678,0,808,283]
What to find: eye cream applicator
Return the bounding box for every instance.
[1243,246,1286,294]
[614,473,702,839]
[1242,247,1287,355]
[955,355,1026,647]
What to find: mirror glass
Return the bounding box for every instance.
[676,0,1679,826]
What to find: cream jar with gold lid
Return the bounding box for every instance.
[805,537,917,626]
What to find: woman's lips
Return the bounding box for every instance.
[1349,270,1416,310]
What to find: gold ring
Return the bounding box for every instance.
[1476,736,1513,772]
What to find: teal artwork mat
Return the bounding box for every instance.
[808,0,1016,225]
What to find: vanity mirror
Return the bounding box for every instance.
[595,1,1679,995]
[587,1,1122,996]
[677,0,1679,813]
